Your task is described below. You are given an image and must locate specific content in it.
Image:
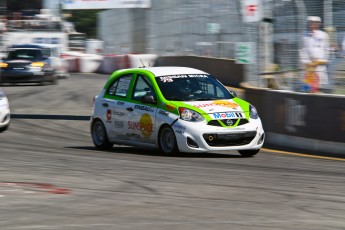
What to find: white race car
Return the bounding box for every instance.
[0,88,10,132]
[90,67,265,157]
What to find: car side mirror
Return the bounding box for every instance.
[141,95,156,104]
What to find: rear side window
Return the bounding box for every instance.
[107,74,133,97]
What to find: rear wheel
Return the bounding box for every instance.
[158,125,178,155]
[91,119,113,150]
[238,149,260,157]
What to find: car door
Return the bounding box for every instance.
[102,73,134,141]
[125,74,158,144]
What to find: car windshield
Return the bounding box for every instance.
[156,74,234,101]
[7,49,43,60]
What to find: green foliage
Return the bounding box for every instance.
[64,10,101,39]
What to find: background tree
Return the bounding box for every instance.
[64,10,100,39]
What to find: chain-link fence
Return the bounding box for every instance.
[99,0,345,93]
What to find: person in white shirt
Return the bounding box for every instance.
[300,16,330,93]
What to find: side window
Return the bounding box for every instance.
[42,48,51,57]
[206,79,226,97]
[215,86,226,97]
[132,75,156,101]
[107,74,133,97]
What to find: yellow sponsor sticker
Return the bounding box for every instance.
[213,100,239,109]
[139,113,153,138]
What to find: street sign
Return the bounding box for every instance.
[207,23,220,34]
[241,0,263,23]
[235,42,256,64]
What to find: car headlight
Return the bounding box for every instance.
[0,62,8,68]
[249,105,259,119]
[178,108,204,122]
[31,62,45,67]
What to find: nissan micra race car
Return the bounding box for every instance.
[91,67,264,157]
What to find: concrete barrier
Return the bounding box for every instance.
[97,54,158,74]
[97,54,129,74]
[61,51,103,73]
[155,56,244,87]
[128,54,158,68]
[61,53,79,73]
[98,54,118,74]
[61,54,243,86]
[78,54,103,73]
[242,84,345,155]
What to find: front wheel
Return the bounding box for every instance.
[238,149,260,157]
[91,119,113,150]
[158,125,178,155]
[0,124,9,133]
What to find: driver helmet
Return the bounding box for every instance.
[179,79,192,95]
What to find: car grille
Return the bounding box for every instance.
[203,131,257,147]
[8,63,29,69]
[207,119,248,127]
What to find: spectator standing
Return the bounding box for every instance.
[300,16,330,93]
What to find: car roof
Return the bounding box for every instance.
[140,66,209,77]
[10,44,50,49]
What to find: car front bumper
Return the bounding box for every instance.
[0,106,10,128]
[172,118,265,153]
[0,70,51,83]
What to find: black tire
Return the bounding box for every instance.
[158,125,178,155]
[39,80,47,86]
[238,149,260,157]
[91,119,113,150]
[50,76,58,85]
[0,124,9,133]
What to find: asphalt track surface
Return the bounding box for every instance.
[0,74,344,230]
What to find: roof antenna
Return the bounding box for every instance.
[140,58,145,68]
